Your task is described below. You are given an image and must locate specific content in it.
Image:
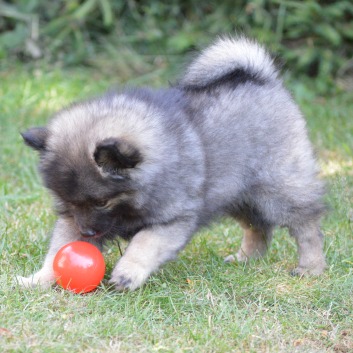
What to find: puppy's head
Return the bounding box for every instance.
[21,96,157,240]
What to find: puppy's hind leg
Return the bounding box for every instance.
[289,221,326,276]
[236,221,273,262]
[16,217,81,289]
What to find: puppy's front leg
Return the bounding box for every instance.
[16,217,80,289]
[110,219,196,291]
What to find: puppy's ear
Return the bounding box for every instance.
[21,127,48,151]
[94,138,142,174]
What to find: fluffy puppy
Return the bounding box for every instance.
[17,36,326,291]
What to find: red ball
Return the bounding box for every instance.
[53,241,105,294]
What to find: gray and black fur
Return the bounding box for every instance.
[17,36,326,291]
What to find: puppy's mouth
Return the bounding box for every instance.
[79,223,116,240]
[80,232,104,240]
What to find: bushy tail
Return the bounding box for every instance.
[180,36,278,89]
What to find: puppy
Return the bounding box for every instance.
[17,36,326,291]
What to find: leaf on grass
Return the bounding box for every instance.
[99,0,113,27]
[315,24,341,46]
[0,328,12,338]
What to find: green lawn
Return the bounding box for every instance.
[0,65,352,353]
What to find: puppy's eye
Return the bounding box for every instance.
[95,199,109,208]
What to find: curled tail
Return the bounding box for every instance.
[180,36,278,90]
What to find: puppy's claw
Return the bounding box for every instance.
[290,264,326,277]
[110,260,150,291]
[236,250,248,262]
[108,276,132,291]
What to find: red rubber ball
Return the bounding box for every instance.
[53,241,105,294]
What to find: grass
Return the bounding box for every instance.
[0,63,352,353]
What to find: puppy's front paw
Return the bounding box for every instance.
[16,269,55,289]
[109,259,150,291]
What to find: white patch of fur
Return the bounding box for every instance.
[16,217,81,289]
[182,36,277,86]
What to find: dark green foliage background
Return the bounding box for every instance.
[1,0,353,91]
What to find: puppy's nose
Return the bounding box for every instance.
[80,228,97,238]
